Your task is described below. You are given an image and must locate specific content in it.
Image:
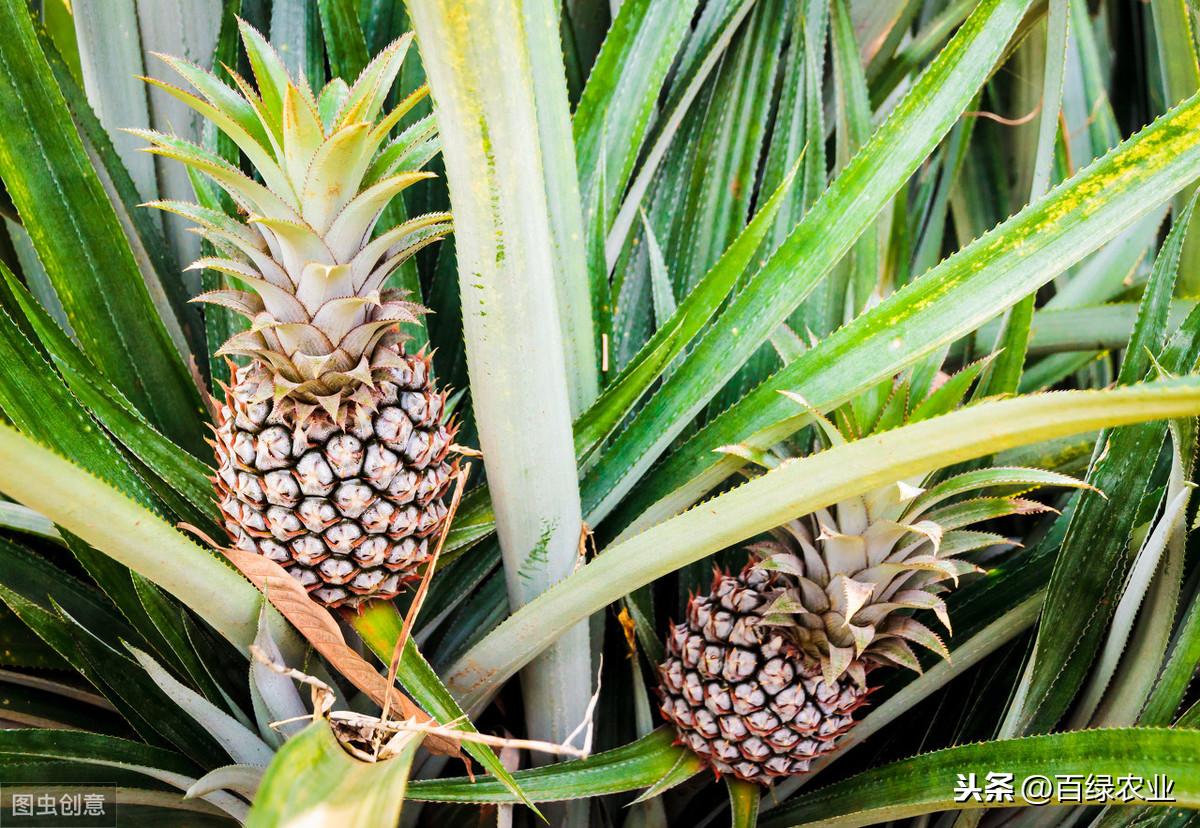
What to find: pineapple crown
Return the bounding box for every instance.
[722,361,1089,687]
[133,21,451,421]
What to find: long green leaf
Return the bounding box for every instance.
[405,728,701,802]
[0,0,206,451]
[973,302,1197,356]
[617,81,1200,537]
[729,778,761,828]
[135,0,222,272]
[760,728,1200,828]
[71,0,157,202]
[446,379,1200,711]
[1151,0,1200,296]
[2,265,217,534]
[406,0,593,760]
[1002,238,1200,738]
[43,31,201,365]
[573,0,698,246]
[604,0,759,267]
[318,0,370,80]
[579,0,1034,526]
[0,729,244,819]
[975,0,1068,398]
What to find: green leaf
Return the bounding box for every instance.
[446,379,1200,711]
[42,31,202,368]
[0,268,230,683]
[729,777,761,828]
[249,602,307,747]
[830,0,877,317]
[575,159,801,462]
[0,422,304,665]
[580,0,1035,526]
[406,0,593,750]
[1002,233,1200,738]
[405,728,702,803]
[0,0,206,451]
[0,502,61,543]
[573,0,698,244]
[269,0,325,88]
[0,291,155,509]
[349,601,538,814]
[318,0,370,81]
[71,0,158,203]
[246,720,419,828]
[605,0,759,264]
[0,728,248,821]
[1150,0,1200,296]
[135,0,224,273]
[0,728,198,776]
[973,302,1198,356]
[127,644,275,766]
[618,78,1200,537]
[0,536,138,657]
[1142,566,1200,725]
[1,266,218,535]
[759,728,1200,828]
[56,606,228,766]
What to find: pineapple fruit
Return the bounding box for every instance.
[136,24,456,607]
[658,373,1082,783]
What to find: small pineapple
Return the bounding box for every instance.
[658,370,1082,783]
[137,24,455,607]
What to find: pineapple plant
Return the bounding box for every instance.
[657,380,1083,783]
[136,24,457,608]
[2,0,1200,826]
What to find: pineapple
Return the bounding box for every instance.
[136,24,456,608]
[657,372,1083,783]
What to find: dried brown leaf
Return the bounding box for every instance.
[219,544,461,757]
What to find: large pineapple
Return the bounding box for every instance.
[137,24,456,608]
[658,372,1082,783]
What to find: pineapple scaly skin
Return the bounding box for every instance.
[658,566,866,784]
[214,345,455,608]
[139,26,461,607]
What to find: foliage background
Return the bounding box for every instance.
[3,0,1200,826]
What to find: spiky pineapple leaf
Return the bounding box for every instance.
[1,266,217,535]
[317,0,370,81]
[573,0,698,243]
[618,78,1200,537]
[447,379,1200,711]
[127,645,274,767]
[1002,203,1200,737]
[580,0,1036,529]
[406,0,595,754]
[0,536,137,654]
[0,279,221,681]
[973,302,1198,356]
[246,720,419,828]
[40,25,200,361]
[758,728,1200,828]
[728,778,761,828]
[0,0,206,452]
[56,606,228,767]
[71,0,157,205]
[405,727,701,803]
[604,0,761,264]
